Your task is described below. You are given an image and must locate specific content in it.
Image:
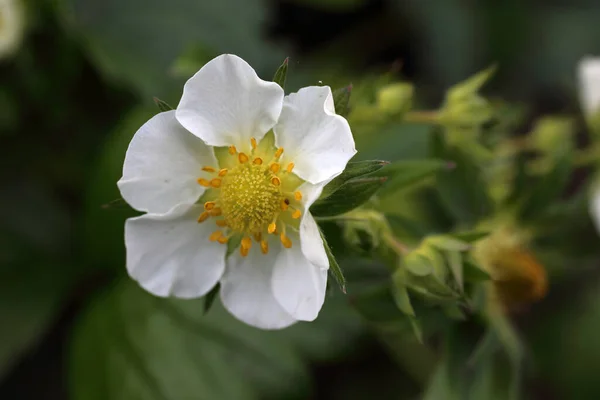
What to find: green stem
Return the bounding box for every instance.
[403,110,440,124]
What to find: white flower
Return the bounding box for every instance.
[0,0,25,60]
[578,57,600,117]
[118,54,356,329]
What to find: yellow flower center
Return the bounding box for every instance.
[195,135,304,257]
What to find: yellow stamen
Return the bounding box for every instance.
[270,163,280,173]
[268,222,277,234]
[215,219,228,227]
[271,177,281,187]
[280,199,289,211]
[197,212,209,223]
[197,178,211,187]
[210,208,222,216]
[210,178,222,188]
[217,236,229,244]
[250,137,257,150]
[238,152,249,163]
[253,157,263,165]
[280,233,292,248]
[292,209,302,219]
[209,230,222,242]
[228,145,237,155]
[202,166,216,173]
[294,191,302,201]
[275,147,284,159]
[218,169,228,177]
[240,246,249,257]
[260,240,269,254]
[241,236,252,250]
[253,232,262,242]
[204,201,215,211]
[286,162,294,173]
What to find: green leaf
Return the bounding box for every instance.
[518,152,572,222]
[319,229,346,293]
[391,272,415,317]
[310,177,386,217]
[272,57,289,89]
[433,143,493,225]
[70,280,365,400]
[447,251,464,292]
[375,159,448,196]
[451,230,489,243]
[333,85,352,117]
[153,97,174,112]
[427,235,471,251]
[70,281,305,400]
[203,283,220,314]
[321,159,389,198]
[64,0,288,97]
[463,261,491,283]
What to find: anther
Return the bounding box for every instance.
[241,236,252,250]
[197,178,211,187]
[240,246,249,257]
[275,147,284,158]
[210,208,222,216]
[210,178,222,188]
[217,236,229,244]
[268,222,277,234]
[271,177,281,186]
[228,145,237,155]
[204,201,215,211]
[292,209,302,219]
[260,240,269,254]
[286,162,294,173]
[238,152,249,163]
[202,166,216,173]
[197,212,210,223]
[215,219,228,227]
[280,233,292,248]
[253,157,263,165]
[218,169,228,177]
[250,137,257,150]
[294,191,302,201]
[253,232,262,242]
[270,163,280,173]
[209,230,222,242]
[280,199,289,211]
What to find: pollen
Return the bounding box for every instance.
[199,137,305,255]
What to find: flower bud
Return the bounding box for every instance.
[376,82,413,115]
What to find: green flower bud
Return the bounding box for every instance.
[376,82,413,115]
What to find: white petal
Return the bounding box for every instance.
[220,239,298,330]
[272,236,328,321]
[295,181,329,269]
[579,57,600,116]
[274,86,357,184]
[125,204,226,299]
[176,54,284,151]
[117,110,216,214]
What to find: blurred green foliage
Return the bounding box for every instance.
[5,0,600,399]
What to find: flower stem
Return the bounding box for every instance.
[403,110,440,124]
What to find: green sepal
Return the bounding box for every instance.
[321,160,389,198]
[153,97,174,112]
[203,283,220,315]
[375,159,449,196]
[333,85,352,117]
[273,57,289,89]
[463,260,491,283]
[318,229,346,293]
[311,177,386,217]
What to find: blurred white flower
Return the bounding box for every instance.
[0,0,24,60]
[118,54,356,329]
[578,57,600,116]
